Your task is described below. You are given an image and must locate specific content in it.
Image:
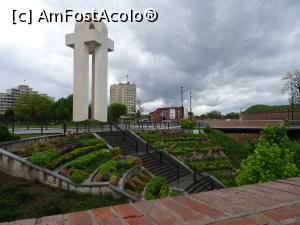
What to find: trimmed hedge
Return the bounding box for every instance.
[144,176,168,200]
[98,159,134,181]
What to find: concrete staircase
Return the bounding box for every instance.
[97,129,223,193]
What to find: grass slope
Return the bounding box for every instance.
[0,172,127,222]
[244,104,300,113]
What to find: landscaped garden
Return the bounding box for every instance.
[138,124,300,187]
[0,172,127,222]
[137,127,250,187]
[4,134,139,185]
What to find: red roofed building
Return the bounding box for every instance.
[149,106,184,121]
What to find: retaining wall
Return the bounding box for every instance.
[0,148,136,201]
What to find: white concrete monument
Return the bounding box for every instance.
[65,21,114,121]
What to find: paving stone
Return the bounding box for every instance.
[68,211,93,225]
[39,215,64,225]
[262,204,300,221]
[173,195,224,218]
[135,200,182,225]
[113,203,143,218]
[92,207,124,225]
[156,197,202,222]
[13,218,36,225]
[209,215,266,225]
[125,216,155,225]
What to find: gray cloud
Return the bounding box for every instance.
[1,0,300,114]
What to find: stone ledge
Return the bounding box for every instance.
[3,177,300,225]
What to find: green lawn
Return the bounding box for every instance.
[0,172,127,222]
[244,104,300,113]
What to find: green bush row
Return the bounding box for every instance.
[98,159,134,181]
[144,176,168,200]
[188,158,232,172]
[52,142,108,169]
[70,149,115,170]
[28,149,60,168]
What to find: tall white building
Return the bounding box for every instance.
[110,82,137,115]
[0,85,54,114]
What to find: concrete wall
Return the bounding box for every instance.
[0,148,132,199]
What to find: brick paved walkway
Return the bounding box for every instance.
[2,177,300,225]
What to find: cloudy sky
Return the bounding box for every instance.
[1,0,300,115]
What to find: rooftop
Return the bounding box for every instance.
[3,177,300,225]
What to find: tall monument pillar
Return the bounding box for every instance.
[65,21,114,122]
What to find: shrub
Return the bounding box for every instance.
[153,141,166,149]
[144,176,168,200]
[28,149,60,168]
[0,124,20,142]
[51,142,107,169]
[236,125,300,185]
[70,170,85,183]
[179,119,195,129]
[70,149,112,170]
[98,159,134,182]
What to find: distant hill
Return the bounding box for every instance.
[244,104,300,113]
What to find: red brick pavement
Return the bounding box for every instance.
[4,178,300,225]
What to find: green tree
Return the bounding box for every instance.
[14,93,54,123]
[3,109,15,122]
[201,110,223,119]
[107,103,127,122]
[236,125,299,185]
[224,112,239,119]
[54,95,72,121]
[179,119,195,129]
[55,104,68,121]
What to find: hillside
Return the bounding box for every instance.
[244,104,300,113]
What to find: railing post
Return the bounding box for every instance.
[76,123,79,134]
[63,122,67,135]
[12,122,15,134]
[159,152,162,163]
[136,141,138,152]
[141,122,144,131]
[177,165,180,179]
[101,123,104,131]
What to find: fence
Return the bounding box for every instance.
[5,121,181,135]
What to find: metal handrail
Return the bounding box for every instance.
[113,124,180,175]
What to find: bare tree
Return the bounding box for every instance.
[282,69,300,103]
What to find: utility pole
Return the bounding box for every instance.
[180,86,183,107]
[180,86,184,119]
[189,91,192,112]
